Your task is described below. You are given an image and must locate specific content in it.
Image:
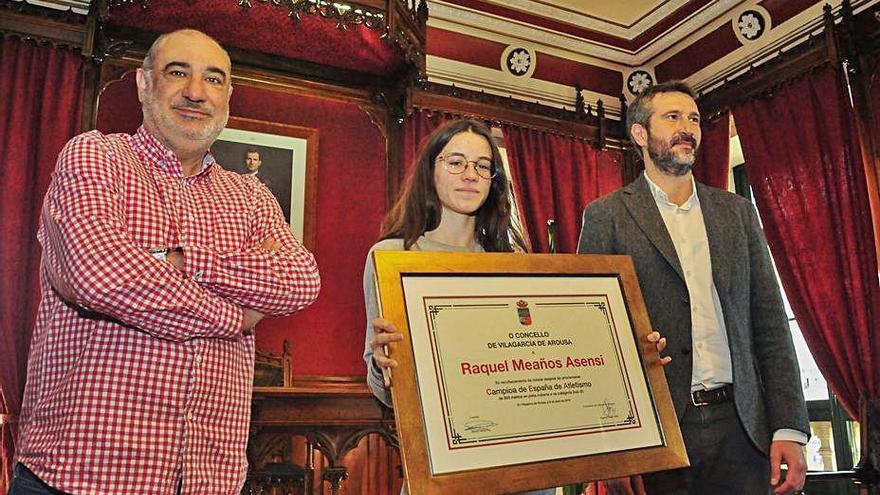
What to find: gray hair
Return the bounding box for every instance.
[625,80,697,148]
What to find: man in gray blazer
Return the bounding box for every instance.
[578,80,809,495]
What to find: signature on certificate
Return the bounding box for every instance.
[464,418,498,433]
[601,399,618,419]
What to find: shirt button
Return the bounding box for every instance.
[193,270,203,281]
[194,355,202,364]
[186,412,194,421]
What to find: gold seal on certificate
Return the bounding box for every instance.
[373,252,688,495]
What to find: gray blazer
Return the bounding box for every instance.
[577,175,809,454]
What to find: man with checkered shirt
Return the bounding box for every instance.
[11,29,320,495]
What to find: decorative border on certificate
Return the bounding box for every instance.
[402,275,662,475]
[373,252,688,495]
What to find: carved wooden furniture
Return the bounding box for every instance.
[246,377,399,495]
[245,344,399,495]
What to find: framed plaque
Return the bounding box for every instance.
[214,117,318,250]
[372,251,687,494]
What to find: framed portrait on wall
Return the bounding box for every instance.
[212,116,318,249]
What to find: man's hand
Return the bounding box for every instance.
[260,236,282,251]
[240,308,265,334]
[166,249,184,270]
[770,440,806,494]
[599,475,646,495]
[646,330,672,366]
[370,317,404,387]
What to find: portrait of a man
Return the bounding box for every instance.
[211,141,293,226]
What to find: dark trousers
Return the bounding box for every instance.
[8,463,68,495]
[643,401,771,495]
[8,463,185,495]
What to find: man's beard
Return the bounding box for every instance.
[142,83,228,145]
[646,132,699,176]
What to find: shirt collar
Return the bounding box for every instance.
[644,172,699,211]
[131,126,215,178]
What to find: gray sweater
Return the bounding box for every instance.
[362,236,483,406]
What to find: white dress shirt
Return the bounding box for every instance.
[645,173,732,391]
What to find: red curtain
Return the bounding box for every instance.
[733,65,880,418]
[692,112,730,190]
[403,109,450,176]
[0,36,84,492]
[867,67,880,266]
[502,125,623,253]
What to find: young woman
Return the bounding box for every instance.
[363,119,526,404]
[362,119,668,494]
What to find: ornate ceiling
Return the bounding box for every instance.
[11,0,879,119]
[425,0,879,117]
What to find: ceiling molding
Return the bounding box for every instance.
[13,0,89,15]
[0,1,90,47]
[469,0,693,39]
[678,2,829,92]
[428,0,742,65]
[426,55,623,119]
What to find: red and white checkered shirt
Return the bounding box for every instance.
[17,127,320,495]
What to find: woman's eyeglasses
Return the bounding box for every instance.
[436,153,496,180]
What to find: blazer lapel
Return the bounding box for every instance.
[621,175,685,281]
[696,182,732,297]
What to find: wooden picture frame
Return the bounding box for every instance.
[372,251,687,494]
[214,116,318,250]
